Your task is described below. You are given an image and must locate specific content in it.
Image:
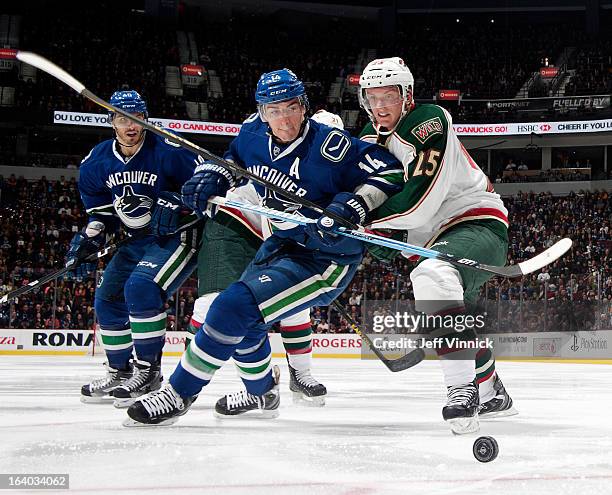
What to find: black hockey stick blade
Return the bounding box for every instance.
[384,348,426,372]
[15,51,357,231]
[332,301,425,372]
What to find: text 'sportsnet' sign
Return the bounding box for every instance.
[484,95,610,113]
[53,111,612,137]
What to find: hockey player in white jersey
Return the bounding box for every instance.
[359,57,517,434]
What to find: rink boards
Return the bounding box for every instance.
[1,328,611,363]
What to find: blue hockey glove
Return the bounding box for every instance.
[73,262,97,280]
[65,221,106,274]
[181,162,236,215]
[305,192,368,248]
[150,191,198,236]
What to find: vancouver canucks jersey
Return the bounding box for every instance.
[361,104,508,248]
[78,131,198,232]
[224,114,404,249]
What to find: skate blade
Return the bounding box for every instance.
[113,397,139,409]
[122,416,179,427]
[480,406,518,420]
[80,395,115,404]
[291,391,326,407]
[213,409,280,420]
[447,415,480,435]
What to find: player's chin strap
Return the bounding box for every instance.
[372,99,415,138]
[113,127,146,149]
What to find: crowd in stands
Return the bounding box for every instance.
[11,7,186,121]
[2,5,609,128]
[0,151,82,169]
[565,39,612,96]
[1,6,610,332]
[1,173,610,333]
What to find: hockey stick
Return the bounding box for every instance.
[216,198,423,371]
[210,196,573,278]
[331,300,425,372]
[15,51,358,231]
[0,236,130,305]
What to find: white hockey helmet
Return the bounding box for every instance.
[311,109,344,130]
[358,57,414,133]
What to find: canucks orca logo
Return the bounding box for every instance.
[261,190,303,231]
[113,185,153,229]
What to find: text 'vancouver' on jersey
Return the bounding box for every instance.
[78,131,198,232]
[224,113,405,245]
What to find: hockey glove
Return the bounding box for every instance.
[305,192,368,248]
[150,191,199,236]
[65,221,106,275]
[366,229,404,263]
[181,162,236,216]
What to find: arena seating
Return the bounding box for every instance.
[1,174,609,331]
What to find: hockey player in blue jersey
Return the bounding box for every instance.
[124,69,405,426]
[68,90,201,407]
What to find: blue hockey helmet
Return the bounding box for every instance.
[108,90,148,120]
[255,69,309,108]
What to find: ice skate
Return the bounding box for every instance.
[287,358,326,406]
[123,383,197,427]
[80,361,133,404]
[442,380,480,435]
[214,365,280,418]
[479,374,518,419]
[112,359,163,408]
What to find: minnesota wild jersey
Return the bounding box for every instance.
[360,104,508,248]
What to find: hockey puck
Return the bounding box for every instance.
[473,436,499,462]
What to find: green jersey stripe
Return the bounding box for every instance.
[235,361,270,375]
[101,334,133,346]
[130,317,166,333]
[180,354,215,381]
[261,264,343,316]
[261,264,349,322]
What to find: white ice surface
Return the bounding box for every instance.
[1,356,612,495]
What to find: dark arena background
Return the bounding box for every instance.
[0,1,611,494]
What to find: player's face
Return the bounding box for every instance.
[365,87,404,130]
[112,112,146,146]
[264,99,306,143]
